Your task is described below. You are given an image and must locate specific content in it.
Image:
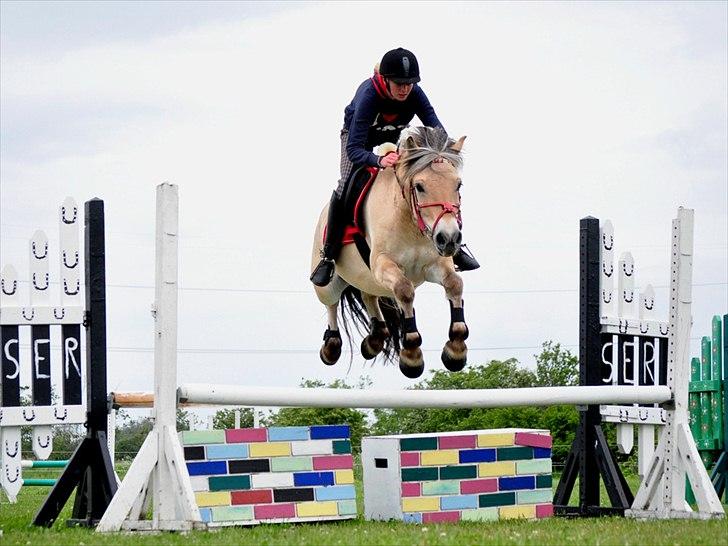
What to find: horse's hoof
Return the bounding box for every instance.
[441,349,467,372]
[400,347,423,364]
[400,362,425,378]
[399,347,424,377]
[361,337,382,360]
[320,342,341,366]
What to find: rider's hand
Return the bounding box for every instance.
[379,152,400,168]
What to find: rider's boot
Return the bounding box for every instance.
[310,191,347,287]
[453,244,480,272]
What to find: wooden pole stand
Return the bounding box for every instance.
[97,184,201,532]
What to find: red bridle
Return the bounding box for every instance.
[390,153,463,237]
[409,180,463,237]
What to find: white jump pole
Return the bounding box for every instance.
[98,184,202,532]
[177,384,671,409]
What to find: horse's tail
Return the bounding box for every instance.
[339,286,402,363]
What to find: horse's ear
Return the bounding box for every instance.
[399,128,419,152]
[450,136,467,153]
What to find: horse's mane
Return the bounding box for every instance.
[397,126,463,181]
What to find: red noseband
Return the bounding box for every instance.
[410,185,463,236]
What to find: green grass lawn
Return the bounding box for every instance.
[1,465,726,545]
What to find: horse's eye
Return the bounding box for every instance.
[457,181,463,191]
[415,183,425,193]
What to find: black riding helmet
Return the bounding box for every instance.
[379,47,420,84]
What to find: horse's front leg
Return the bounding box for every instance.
[371,254,424,378]
[427,262,468,372]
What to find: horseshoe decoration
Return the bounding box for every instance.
[602,290,612,304]
[63,250,79,269]
[5,465,20,484]
[32,240,49,260]
[63,279,80,296]
[1,278,17,296]
[5,439,19,458]
[33,272,50,291]
[618,319,629,334]
[602,232,613,251]
[61,203,78,224]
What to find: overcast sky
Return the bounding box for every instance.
[1,1,726,412]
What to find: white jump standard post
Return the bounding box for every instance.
[98,184,202,532]
[626,208,724,519]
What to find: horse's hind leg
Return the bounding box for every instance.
[319,303,342,365]
[360,293,390,360]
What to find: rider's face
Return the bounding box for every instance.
[388,80,414,101]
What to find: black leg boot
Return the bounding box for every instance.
[453,244,480,272]
[310,191,347,287]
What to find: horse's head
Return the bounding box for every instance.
[395,127,467,257]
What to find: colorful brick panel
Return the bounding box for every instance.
[181,425,354,526]
[362,428,553,523]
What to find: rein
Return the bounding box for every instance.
[394,162,463,237]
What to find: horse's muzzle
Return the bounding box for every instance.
[435,230,462,257]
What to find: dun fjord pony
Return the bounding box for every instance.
[311,126,469,378]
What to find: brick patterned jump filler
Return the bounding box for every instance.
[362,429,553,522]
[181,425,355,525]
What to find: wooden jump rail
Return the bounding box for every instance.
[110,392,155,408]
[109,392,206,409]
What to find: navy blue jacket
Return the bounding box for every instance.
[342,75,444,168]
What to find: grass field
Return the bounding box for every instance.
[2,464,726,545]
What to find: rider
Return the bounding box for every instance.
[310,47,480,287]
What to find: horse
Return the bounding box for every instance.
[310,126,469,378]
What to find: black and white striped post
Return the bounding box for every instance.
[554,216,634,516]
